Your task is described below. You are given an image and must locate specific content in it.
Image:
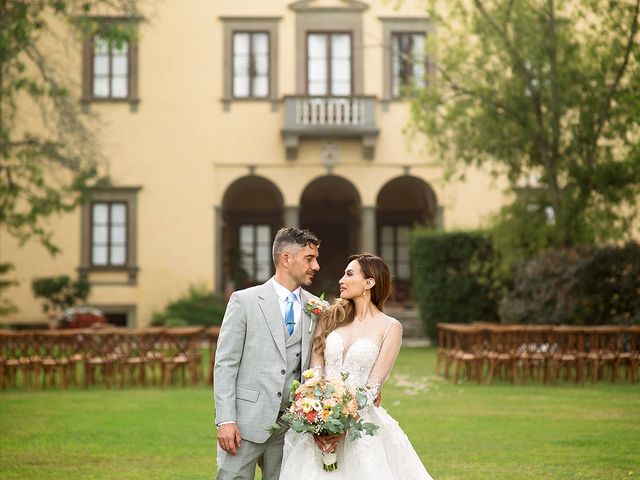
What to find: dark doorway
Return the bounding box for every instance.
[376,175,438,302]
[300,176,360,300]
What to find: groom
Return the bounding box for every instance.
[214,227,321,480]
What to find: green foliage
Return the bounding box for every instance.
[0,0,139,255]
[501,243,640,325]
[31,275,90,314]
[489,198,560,273]
[0,262,18,316]
[151,285,226,327]
[412,229,499,338]
[226,247,250,289]
[411,0,640,248]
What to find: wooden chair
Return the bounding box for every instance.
[449,324,483,384]
[161,327,205,387]
[58,330,87,386]
[0,331,32,388]
[83,329,122,387]
[629,326,640,383]
[207,326,221,385]
[517,325,553,383]
[138,327,166,385]
[587,326,626,383]
[33,331,69,388]
[436,323,459,379]
[550,326,586,384]
[119,329,148,387]
[486,325,518,385]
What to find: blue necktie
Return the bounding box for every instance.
[284,293,296,336]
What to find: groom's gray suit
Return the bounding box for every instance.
[214,279,317,479]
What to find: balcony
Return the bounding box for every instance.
[281,95,379,160]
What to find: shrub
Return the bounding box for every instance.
[499,248,586,324]
[574,243,640,325]
[151,285,226,327]
[500,242,640,325]
[31,275,90,314]
[412,229,499,338]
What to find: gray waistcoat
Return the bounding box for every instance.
[281,322,303,410]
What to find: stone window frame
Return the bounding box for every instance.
[292,5,366,95]
[79,187,141,285]
[81,16,142,112]
[220,17,281,111]
[380,17,431,108]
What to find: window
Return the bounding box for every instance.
[380,225,411,281]
[239,225,272,282]
[92,35,129,99]
[391,32,426,97]
[307,33,352,96]
[220,17,280,109]
[80,187,140,284]
[81,20,140,107]
[91,202,128,267]
[233,32,269,98]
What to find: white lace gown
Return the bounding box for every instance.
[280,318,434,480]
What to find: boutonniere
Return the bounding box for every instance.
[304,293,329,333]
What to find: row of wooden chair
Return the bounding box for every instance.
[436,324,640,385]
[0,326,221,389]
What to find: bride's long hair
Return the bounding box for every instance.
[313,253,391,357]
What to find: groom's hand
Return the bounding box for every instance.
[217,423,242,455]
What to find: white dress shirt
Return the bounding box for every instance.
[271,277,302,331]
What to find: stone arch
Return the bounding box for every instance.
[299,175,361,296]
[221,176,284,290]
[376,175,438,300]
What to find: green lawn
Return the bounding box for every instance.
[1,347,639,480]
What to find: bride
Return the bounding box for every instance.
[279,253,434,479]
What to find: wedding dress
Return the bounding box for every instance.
[279,315,434,479]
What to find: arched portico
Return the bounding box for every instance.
[219,176,284,292]
[299,175,361,297]
[376,176,438,301]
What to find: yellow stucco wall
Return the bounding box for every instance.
[2,0,509,327]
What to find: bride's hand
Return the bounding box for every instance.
[313,434,342,453]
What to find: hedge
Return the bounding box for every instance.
[412,229,499,338]
[151,285,227,327]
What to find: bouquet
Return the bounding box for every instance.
[269,368,379,471]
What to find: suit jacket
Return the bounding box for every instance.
[214,279,317,443]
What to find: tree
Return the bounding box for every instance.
[31,274,90,316]
[0,0,140,312]
[411,0,640,256]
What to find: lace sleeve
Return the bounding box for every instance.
[366,320,403,401]
[309,334,324,376]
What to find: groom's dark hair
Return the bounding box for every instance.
[272,227,320,266]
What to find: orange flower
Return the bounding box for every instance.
[306,411,317,423]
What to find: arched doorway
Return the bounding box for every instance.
[222,176,283,291]
[376,176,438,301]
[300,176,360,298]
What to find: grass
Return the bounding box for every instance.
[1,347,639,479]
